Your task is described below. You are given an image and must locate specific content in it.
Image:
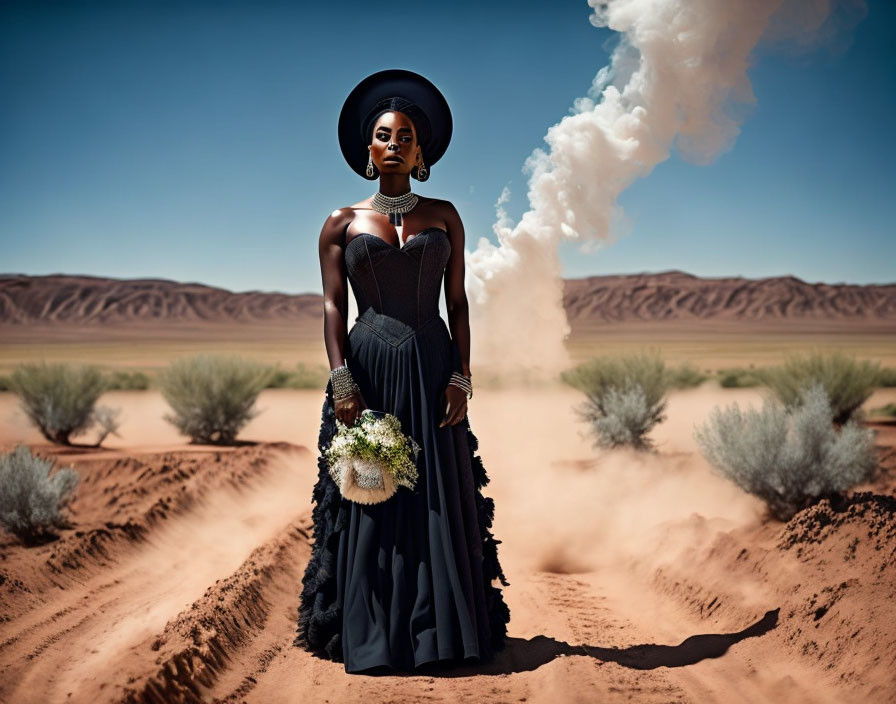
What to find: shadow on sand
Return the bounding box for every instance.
[357,608,780,678]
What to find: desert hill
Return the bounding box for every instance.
[563,270,896,333]
[0,274,321,327]
[2,271,894,339]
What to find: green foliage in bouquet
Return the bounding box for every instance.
[326,411,421,491]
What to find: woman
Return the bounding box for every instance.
[295,68,510,674]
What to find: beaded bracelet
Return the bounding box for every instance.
[330,358,361,401]
[448,371,473,399]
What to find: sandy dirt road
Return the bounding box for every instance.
[1,387,894,703]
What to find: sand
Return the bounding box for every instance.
[0,385,894,703]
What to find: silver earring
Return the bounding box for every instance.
[416,159,429,182]
[366,152,375,179]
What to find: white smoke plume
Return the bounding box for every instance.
[464,0,866,381]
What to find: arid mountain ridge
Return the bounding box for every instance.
[1,271,894,331]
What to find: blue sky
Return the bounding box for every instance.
[1,0,893,295]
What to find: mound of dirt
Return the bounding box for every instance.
[778,491,896,558]
[0,443,313,704]
[0,443,295,622]
[119,522,308,704]
[650,490,896,701]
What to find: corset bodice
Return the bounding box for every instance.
[344,226,451,329]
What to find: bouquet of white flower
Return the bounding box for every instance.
[325,409,422,505]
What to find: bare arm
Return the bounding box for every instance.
[440,202,471,426]
[443,201,471,376]
[319,208,366,424]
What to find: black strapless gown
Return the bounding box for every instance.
[294,227,511,673]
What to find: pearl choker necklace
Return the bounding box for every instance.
[371,190,418,226]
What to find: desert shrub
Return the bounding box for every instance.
[693,383,878,521]
[89,405,122,445]
[106,370,151,390]
[157,354,274,444]
[760,350,880,425]
[872,402,896,418]
[0,375,12,391]
[876,367,896,387]
[586,385,660,449]
[562,350,669,451]
[0,444,80,545]
[717,366,765,388]
[9,362,109,445]
[666,361,707,389]
[265,363,329,389]
[265,367,293,388]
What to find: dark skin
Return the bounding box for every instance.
[318,110,472,429]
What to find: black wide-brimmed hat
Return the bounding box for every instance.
[338,68,452,179]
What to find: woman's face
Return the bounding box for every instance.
[369,110,421,177]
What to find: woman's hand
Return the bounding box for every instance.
[439,384,468,427]
[335,391,367,426]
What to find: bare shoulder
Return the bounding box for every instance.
[319,207,355,247]
[419,196,461,228]
[419,195,456,213]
